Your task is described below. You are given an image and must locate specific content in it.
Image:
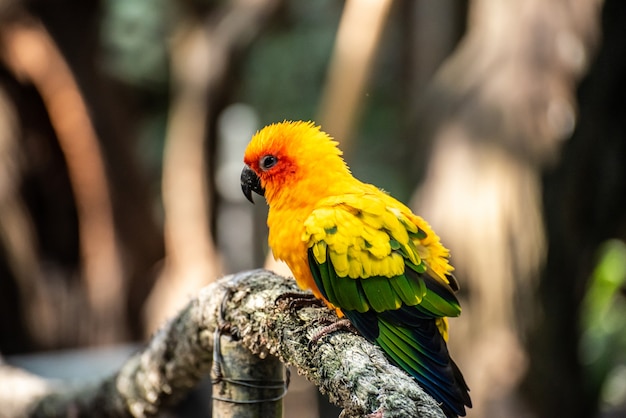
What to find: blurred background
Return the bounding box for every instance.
[0,0,625,417]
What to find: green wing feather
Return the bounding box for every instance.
[304,193,470,417]
[360,275,402,312]
[304,193,459,319]
[389,273,425,306]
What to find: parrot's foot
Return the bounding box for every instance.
[309,318,358,346]
[275,291,324,310]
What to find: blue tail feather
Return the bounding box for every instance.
[343,308,471,417]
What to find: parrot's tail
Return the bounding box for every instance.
[345,309,472,417]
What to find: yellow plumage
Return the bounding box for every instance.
[243,121,454,316]
[242,121,471,417]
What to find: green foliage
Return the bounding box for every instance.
[580,239,626,409]
[237,0,341,124]
[100,0,170,88]
[237,0,411,200]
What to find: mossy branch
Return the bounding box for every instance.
[0,270,445,418]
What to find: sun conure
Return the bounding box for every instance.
[241,121,471,417]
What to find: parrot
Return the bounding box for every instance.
[240,121,471,417]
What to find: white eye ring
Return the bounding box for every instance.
[259,155,278,171]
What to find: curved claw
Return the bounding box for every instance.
[309,318,358,348]
[275,291,324,310]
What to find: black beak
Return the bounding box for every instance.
[241,165,265,203]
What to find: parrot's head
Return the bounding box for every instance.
[241,120,350,206]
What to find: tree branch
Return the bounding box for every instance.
[0,270,445,418]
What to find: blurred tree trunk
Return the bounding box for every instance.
[0,74,41,353]
[409,0,602,416]
[0,1,165,350]
[316,0,393,149]
[143,0,283,333]
[403,0,467,103]
[524,0,626,416]
[30,0,167,341]
[1,16,127,345]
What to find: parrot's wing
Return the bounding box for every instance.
[303,193,471,417]
[303,192,461,317]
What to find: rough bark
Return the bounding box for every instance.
[0,270,445,418]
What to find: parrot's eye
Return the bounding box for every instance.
[259,154,278,171]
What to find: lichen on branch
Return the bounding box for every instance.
[0,270,444,418]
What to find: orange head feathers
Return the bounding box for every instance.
[241,121,351,207]
[241,121,471,417]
